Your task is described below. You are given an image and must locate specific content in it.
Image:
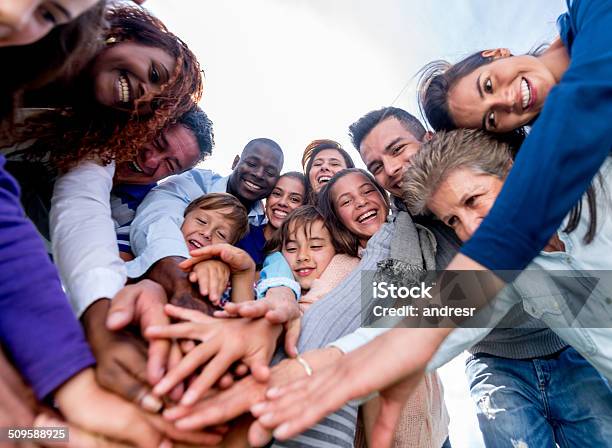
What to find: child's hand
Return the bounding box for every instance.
[180,244,255,279]
[188,260,230,306]
[145,304,282,407]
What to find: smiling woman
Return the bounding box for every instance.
[0,0,99,47]
[302,139,355,204]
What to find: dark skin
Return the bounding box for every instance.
[148,140,284,313]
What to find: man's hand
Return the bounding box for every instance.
[83,298,162,412]
[145,304,282,406]
[147,256,215,315]
[216,287,302,357]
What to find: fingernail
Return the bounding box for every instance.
[259,412,275,425]
[180,390,197,406]
[293,346,299,356]
[250,402,266,415]
[153,378,170,395]
[273,423,291,439]
[159,438,173,448]
[141,393,162,412]
[266,387,281,399]
[106,311,127,328]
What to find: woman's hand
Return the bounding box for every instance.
[249,328,449,445]
[145,304,282,406]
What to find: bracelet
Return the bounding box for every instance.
[295,354,313,376]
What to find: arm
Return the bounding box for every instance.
[255,252,301,300]
[128,170,214,278]
[0,158,94,399]
[50,161,126,317]
[461,0,612,273]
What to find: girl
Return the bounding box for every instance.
[263,171,307,240]
[318,168,390,256]
[301,139,355,203]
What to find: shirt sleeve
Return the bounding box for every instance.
[256,251,301,299]
[0,157,94,399]
[461,0,612,273]
[50,162,127,317]
[127,170,206,278]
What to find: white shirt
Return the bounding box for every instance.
[50,161,126,317]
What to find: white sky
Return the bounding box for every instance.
[146,0,565,176]
[144,2,567,446]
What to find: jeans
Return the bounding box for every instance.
[466,347,612,448]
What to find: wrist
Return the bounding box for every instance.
[82,298,111,337]
[54,368,95,414]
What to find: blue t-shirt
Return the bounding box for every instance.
[236,224,267,268]
[462,0,612,274]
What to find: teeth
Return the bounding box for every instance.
[130,161,144,173]
[189,239,203,248]
[273,210,288,219]
[521,78,530,109]
[318,176,331,184]
[358,210,377,223]
[245,180,262,190]
[119,73,130,103]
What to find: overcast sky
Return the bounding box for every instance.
[146,0,565,175]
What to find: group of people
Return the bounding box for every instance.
[1,0,611,447]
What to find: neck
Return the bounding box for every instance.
[264,223,276,240]
[539,39,570,83]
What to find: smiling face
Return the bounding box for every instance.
[228,143,283,204]
[331,172,388,246]
[360,117,423,197]
[114,123,200,185]
[427,168,504,242]
[308,148,349,193]
[265,176,306,230]
[282,219,336,291]
[91,41,176,114]
[448,54,556,133]
[181,207,235,251]
[0,0,97,47]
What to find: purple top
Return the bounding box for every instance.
[0,156,94,399]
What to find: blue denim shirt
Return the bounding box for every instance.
[462,0,612,274]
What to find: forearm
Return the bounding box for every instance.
[231,271,256,303]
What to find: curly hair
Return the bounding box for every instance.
[9,5,204,171]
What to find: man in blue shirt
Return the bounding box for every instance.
[128,138,284,313]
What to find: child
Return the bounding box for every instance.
[267,205,360,311]
[181,192,254,306]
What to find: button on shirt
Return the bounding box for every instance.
[127,168,266,278]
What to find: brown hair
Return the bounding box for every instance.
[8,5,203,171]
[301,139,355,204]
[265,205,348,255]
[184,193,249,244]
[317,168,390,257]
[0,1,107,132]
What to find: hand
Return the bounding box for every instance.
[215,287,302,357]
[146,305,282,406]
[161,356,307,432]
[0,347,38,448]
[180,244,255,279]
[250,328,448,444]
[55,369,167,448]
[148,256,215,315]
[83,298,163,412]
[187,260,230,306]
